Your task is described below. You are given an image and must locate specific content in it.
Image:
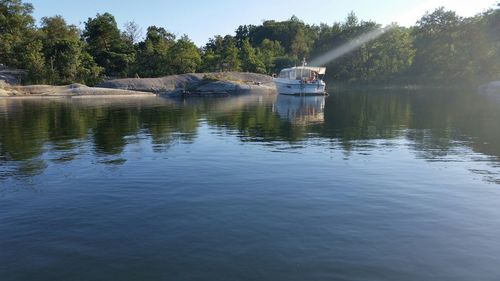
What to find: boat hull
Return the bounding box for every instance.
[273,78,327,95]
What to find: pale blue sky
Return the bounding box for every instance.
[29,0,496,46]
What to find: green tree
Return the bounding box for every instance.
[454,9,500,82]
[309,12,382,81]
[134,26,176,77]
[77,51,104,86]
[359,25,415,81]
[200,48,218,72]
[83,13,134,77]
[258,39,285,74]
[0,0,35,67]
[248,15,316,59]
[201,35,241,72]
[168,35,201,74]
[239,38,265,73]
[201,36,224,72]
[122,21,142,44]
[40,15,102,85]
[22,39,45,83]
[41,16,80,83]
[222,35,241,71]
[235,25,252,48]
[290,27,308,59]
[411,7,462,82]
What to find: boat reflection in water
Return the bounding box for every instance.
[273,94,326,125]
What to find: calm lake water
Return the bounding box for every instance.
[1,89,500,281]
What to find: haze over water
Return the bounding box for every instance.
[1,89,500,280]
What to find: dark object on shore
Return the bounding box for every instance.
[0,65,26,85]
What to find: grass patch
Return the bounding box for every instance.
[202,74,221,82]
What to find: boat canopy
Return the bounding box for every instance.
[278,66,326,80]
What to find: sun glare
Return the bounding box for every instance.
[309,0,497,67]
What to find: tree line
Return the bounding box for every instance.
[1,0,499,85]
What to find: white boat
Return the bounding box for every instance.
[273,62,327,95]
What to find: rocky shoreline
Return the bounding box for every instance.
[0,69,276,98]
[97,72,276,97]
[0,82,156,97]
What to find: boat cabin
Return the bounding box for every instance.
[278,66,326,82]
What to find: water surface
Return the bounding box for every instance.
[1,90,500,281]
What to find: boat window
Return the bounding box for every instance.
[295,69,312,80]
[279,70,288,78]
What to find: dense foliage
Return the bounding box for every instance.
[1,0,499,85]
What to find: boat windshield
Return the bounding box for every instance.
[279,68,319,80]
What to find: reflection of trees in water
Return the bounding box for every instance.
[1,90,500,178]
[450,95,500,159]
[319,90,411,151]
[315,89,500,165]
[403,90,500,183]
[207,103,293,142]
[202,95,309,142]
[0,98,201,177]
[406,91,460,159]
[406,90,500,161]
[0,101,50,162]
[201,92,412,146]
